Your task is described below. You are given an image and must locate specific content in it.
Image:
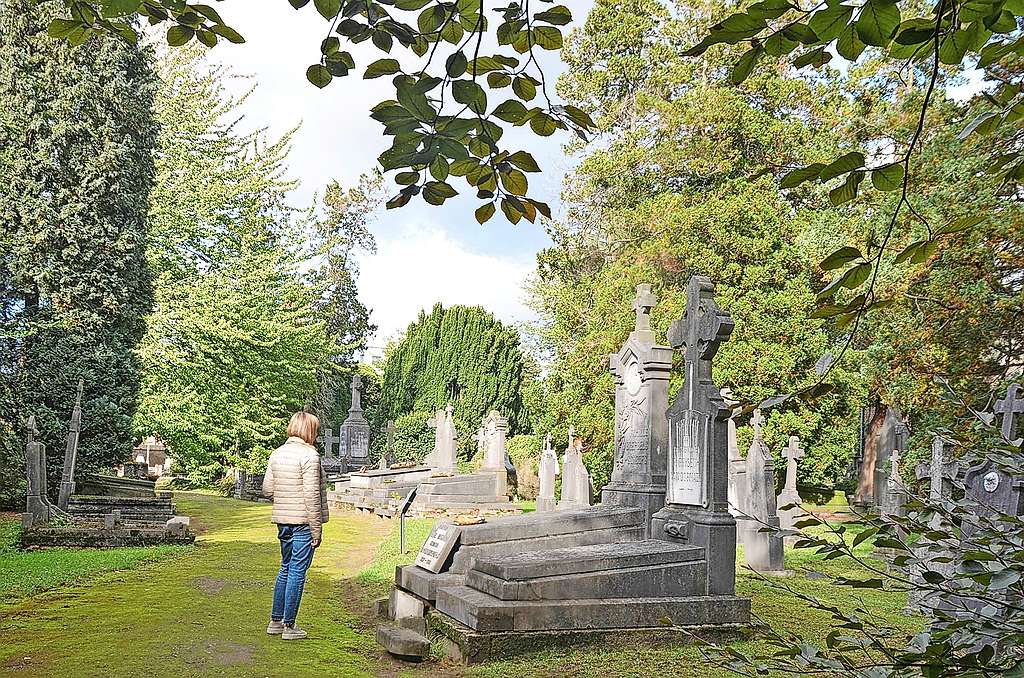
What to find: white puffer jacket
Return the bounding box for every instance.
[262,436,329,541]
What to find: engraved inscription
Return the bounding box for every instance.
[667,409,707,505]
[414,521,462,573]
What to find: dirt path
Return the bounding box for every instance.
[0,493,452,678]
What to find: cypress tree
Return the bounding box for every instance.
[0,0,158,494]
[379,304,533,455]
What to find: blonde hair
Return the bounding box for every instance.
[287,412,320,445]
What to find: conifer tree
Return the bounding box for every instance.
[0,0,157,495]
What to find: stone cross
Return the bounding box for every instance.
[632,284,657,335]
[349,373,363,412]
[668,277,734,385]
[320,427,340,458]
[751,409,764,440]
[782,436,804,495]
[386,420,396,452]
[58,379,84,511]
[995,382,1024,442]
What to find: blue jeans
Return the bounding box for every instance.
[271,524,315,625]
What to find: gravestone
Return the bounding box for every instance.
[741,410,785,573]
[133,435,169,476]
[24,416,57,527]
[320,427,343,473]
[414,520,463,573]
[339,374,371,469]
[881,449,908,518]
[537,434,560,512]
[602,284,673,533]
[776,436,805,530]
[424,404,458,473]
[559,428,591,510]
[854,405,909,510]
[480,411,509,473]
[58,379,84,511]
[995,382,1024,443]
[723,389,748,519]
[651,275,742,592]
[907,435,958,614]
[385,420,397,467]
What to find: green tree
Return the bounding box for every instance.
[379,303,534,459]
[0,0,157,496]
[135,44,335,483]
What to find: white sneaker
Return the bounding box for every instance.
[282,625,307,640]
[267,621,285,635]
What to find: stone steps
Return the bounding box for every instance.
[435,586,751,632]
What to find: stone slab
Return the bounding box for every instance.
[416,494,512,504]
[473,540,703,580]
[454,506,645,546]
[449,526,646,575]
[436,587,751,632]
[414,521,462,573]
[397,565,466,601]
[376,625,430,659]
[349,467,433,489]
[466,560,707,601]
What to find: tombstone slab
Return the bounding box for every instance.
[339,374,371,470]
[776,436,805,530]
[742,414,785,573]
[537,435,560,513]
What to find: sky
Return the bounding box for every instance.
[203,2,590,356]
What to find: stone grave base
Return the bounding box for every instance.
[20,520,195,549]
[76,474,156,498]
[427,609,751,664]
[67,494,177,523]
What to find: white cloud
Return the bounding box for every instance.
[357,221,536,355]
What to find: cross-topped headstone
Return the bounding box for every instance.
[654,275,740,593]
[782,436,804,495]
[751,409,764,440]
[632,284,657,335]
[995,383,1024,442]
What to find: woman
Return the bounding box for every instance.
[262,411,329,640]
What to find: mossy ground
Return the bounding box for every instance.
[0,495,917,677]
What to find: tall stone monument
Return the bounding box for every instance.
[741,409,785,573]
[776,436,805,530]
[340,373,370,469]
[559,428,591,510]
[650,275,740,593]
[537,434,559,513]
[602,284,673,533]
[424,404,458,473]
[478,410,510,495]
[724,390,748,519]
[58,379,84,511]
[24,416,57,527]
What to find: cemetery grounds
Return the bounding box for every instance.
[0,492,918,678]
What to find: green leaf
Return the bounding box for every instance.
[894,240,926,264]
[991,569,1021,590]
[836,22,866,60]
[197,29,218,47]
[534,5,572,25]
[731,46,764,84]
[512,76,537,101]
[493,99,528,123]
[386,192,411,209]
[529,113,558,136]
[446,51,468,77]
[167,25,195,46]
[959,110,1001,139]
[507,150,540,172]
[207,24,244,43]
[533,26,563,49]
[306,64,333,88]
[394,0,431,9]
[453,80,487,113]
[870,163,904,191]
[314,0,342,19]
[764,32,798,56]
[808,4,854,41]
[372,30,393,53]
[936,214,983,234]
[364,58,401,79]
[500,197,523,224]
[423,181,458,205]
[101,0,141,17]
[820,246,863,270]
[852,527,878,547]
[793,46,833,69]
[487,72,512,88]
[939,28,973,65]
[855,0,900,47]
[911,240,939,263]
[47,18,83,38]
[475,202,496,224]
[842,261,872,289]
[395,171,420,185]
[829,170,865,205]
[781,163,825,188]
[500,168,528,194]
[429,155,450,181]
[819,151,865,182]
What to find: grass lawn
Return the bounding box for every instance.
[0,494,919,678]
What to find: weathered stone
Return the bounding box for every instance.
[537,435,559,513]
[339,373,370,470]
[651,276,739,595]
[995,382,1024,443]
[58,379,84,511]
[68,495,176,523]
[776,436,805,530]
[376,625,430,659]
[472,540,703,581]
[391,588,426,620]
[76,473,156,498]
[853,405,909,510]
[742,416,785,573]
[558,429,591,510]
[24,415,56,528]
[602,284,673,532]
[414,520,463,573]
[723,390,748,520]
